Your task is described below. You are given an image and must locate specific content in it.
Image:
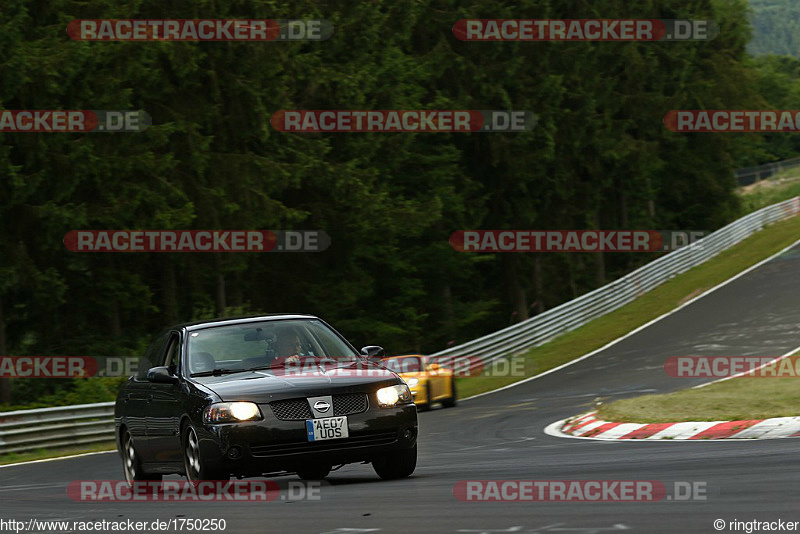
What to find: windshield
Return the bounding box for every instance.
[187,319,360,376]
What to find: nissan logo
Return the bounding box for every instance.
[314,400,331,413]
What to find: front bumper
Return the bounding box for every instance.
[197,403,417,476]
[408,383,427,404]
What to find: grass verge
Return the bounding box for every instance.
[595,377,800,423]
[738,169,800,213]
[457,213,800,400]
[0,441,115,466]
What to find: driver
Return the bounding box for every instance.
[275,330,305,366]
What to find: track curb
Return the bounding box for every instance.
[548,412,800,441]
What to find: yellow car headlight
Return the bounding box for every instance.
[204,401,263,423]
[376,384,413,407]
[405,377,419,388]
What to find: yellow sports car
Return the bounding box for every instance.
[381,355,457,411]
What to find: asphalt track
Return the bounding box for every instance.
[2,244,800,534]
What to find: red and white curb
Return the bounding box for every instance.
[545,412,800,441]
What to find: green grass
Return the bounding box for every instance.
[0,377,127,412]
[0,441,115,466]
[738,168,800,213]
[596,377,800,423]
[457,213,800,400]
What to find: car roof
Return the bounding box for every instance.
[170,314,320,332]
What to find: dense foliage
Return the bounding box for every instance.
[747,0,800,57]
[0,0,790,406]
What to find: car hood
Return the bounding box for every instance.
[193,362,400,403]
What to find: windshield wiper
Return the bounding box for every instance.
[244,365,274,372]
[191,368,250,377]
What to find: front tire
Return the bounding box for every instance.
[417,383,432,411]
[121,430,162,484]
[372,445,417,480]
[441,376,457,408]
[183,424,228,483]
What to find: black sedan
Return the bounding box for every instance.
[114,314,417,482]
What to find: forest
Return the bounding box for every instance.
[0,0,797,406]
[748,0,800,57]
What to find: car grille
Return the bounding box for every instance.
[270,399,312,420]
[333,393,368,416]
[269,393,369,421]
[250,430,398,457]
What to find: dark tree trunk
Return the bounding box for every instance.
[619,190,629,228]
[533,254,546,313]
[231,271,243,309]
[0,298,10,404]
[442,283,454,339]
[592,213,606,286]
[214,253,226,317]
[110,299,122,337]
[567,254,578,299]
[503,256,528,323]
[594,252,606,286]
[162,258,178,324]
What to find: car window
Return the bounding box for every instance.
[162,334,180,373]
[303,320,359,362]
[136,330,169,380]
[189,326,275,373]
[187,319,359,375]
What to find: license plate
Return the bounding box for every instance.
[306,416,349,441]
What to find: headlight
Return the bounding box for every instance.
[376,384,413,407]
[203,402,262,423]
[405,377,419,388]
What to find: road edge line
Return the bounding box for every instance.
[0,449,115,469]
[462,236,800,403]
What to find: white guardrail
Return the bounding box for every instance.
[0,402,115,455]
[0,196,798,456]
[427,196,800,368]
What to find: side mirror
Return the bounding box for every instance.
[427,363,440,372]
[360,346,386,359]
[146,366,178,384]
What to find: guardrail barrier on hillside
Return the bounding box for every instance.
[1,196,798,456]
[0,402,115,455]
[427,196,800,372]
[735,157,800,186]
